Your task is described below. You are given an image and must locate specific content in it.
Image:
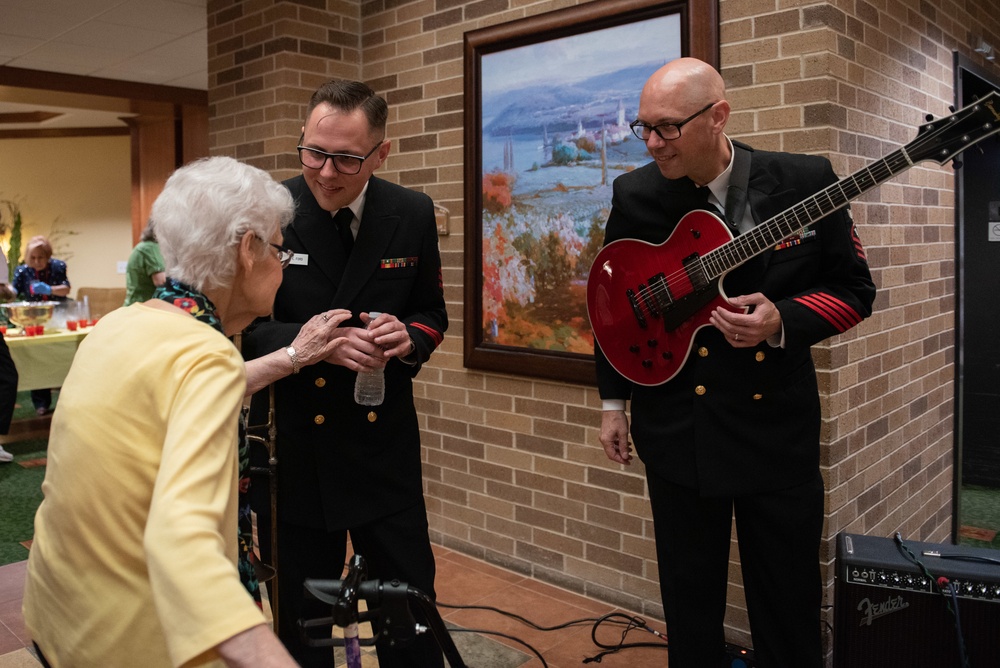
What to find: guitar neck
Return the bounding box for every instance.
[703,147,914,277]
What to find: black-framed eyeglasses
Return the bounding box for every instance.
[296,138,384,175]
[629,101,718,142]
[256,236,294,268]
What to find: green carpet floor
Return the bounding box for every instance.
[0,436,47,565]
[0,391,55,565]
[958,484,1000,550]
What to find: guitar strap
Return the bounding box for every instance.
[724,142,753,234]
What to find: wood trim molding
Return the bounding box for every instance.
[0,66,206,106]
[0,127,130,140]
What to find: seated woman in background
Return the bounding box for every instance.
[23,156,350,668]
[124,220,166,306]
[12,235,70,301]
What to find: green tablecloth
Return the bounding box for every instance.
[7,329,90,391]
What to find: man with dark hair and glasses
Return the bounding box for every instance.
[592,58,875,667]
[243,79,447,668]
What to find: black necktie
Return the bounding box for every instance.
[334,208,354,255]
[697,186,720,214]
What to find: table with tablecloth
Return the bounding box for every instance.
[6,329,90,391]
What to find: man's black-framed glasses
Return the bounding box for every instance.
[296,139,384,175]
[256,236,294,268]
[629,101,718,142]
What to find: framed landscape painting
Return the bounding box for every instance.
[463,0,720,384]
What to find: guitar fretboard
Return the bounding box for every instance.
[700,148,914,278]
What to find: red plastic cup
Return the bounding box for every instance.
[66,321,78,331]
[77,319,88,328]
[89,318,99,327]
[36,325,44,335]
[25,326,36,337]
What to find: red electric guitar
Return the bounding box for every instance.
[588,92,1000,386]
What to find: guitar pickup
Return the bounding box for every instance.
[647,273,671,313]
[635,282,660,319]
[626,288,648,329]
[682,253,708,291]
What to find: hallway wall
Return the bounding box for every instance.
[206,0,1000,654]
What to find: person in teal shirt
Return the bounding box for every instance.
[124,221,166,305]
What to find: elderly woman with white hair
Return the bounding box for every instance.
[23,156,350,668]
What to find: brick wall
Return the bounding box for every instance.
[720,0,1000,651]
[207,0,1000,655]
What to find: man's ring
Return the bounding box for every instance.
[734,332,739,341]
[322,314,329,322]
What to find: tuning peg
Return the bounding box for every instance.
[948,105,956,112]
[952,159,964,169]
[925,113,934,121]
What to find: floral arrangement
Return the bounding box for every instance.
[0,199,23,284]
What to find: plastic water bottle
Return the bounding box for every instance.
[354,311,384,406]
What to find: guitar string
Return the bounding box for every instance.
[632,151,904,315]
[628,110,988,321]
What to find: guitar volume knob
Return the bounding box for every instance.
[641,359,653,368]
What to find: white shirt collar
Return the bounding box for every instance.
[703,135,735,211]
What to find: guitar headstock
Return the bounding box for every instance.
[908,90,1000,165]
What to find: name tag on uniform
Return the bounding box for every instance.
[289,253,309,266]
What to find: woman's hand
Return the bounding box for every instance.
[289,309,353,366]
[243,309,353,397]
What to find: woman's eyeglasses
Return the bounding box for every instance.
[256,236,294,268]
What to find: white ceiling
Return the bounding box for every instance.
[0,0,207,131]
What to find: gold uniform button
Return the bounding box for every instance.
[314,415,325,425]
[755,351,765,362]
[697,347,709,357]
[367,411,378,422]
[695,385,707,396]
[315,377,326,387]
[753,393,763,400]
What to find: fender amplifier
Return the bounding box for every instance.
[833,532,1000,668]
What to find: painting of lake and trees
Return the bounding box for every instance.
[479,12,681,357]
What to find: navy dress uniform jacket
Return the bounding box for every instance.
[596,143,876,496]
[243,174,447,530]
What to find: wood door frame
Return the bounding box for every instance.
[0,66,208,240]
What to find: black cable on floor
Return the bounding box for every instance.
[435,601,668,664]
[582,611,668,663]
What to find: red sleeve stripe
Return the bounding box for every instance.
[851,225,867,261]
[793,293,862,332]
[411,322,444,347]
